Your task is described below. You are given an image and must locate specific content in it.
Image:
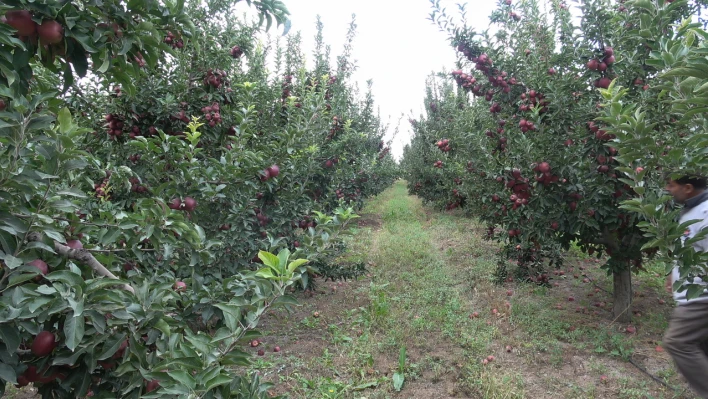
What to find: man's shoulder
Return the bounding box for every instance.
[691,201,708,229]
[697,199,708,215]
[681,201,708,227]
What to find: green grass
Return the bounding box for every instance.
[252,181,694,399]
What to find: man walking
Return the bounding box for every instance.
[663,174,708,398]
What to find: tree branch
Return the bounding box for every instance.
[25,233,135,294]
[86,248,157,253]
[53,242,135,294]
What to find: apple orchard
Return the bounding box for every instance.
[3,0,708,397]
[0,0,398,397]
[404,0,708,327]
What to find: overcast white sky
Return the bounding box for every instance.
[273,1,498,160]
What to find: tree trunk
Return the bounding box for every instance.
[613,268,632,323]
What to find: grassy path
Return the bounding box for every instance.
[253,181,693,399]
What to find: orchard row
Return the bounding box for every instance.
[0,0,397,397]
[404,0,708,324]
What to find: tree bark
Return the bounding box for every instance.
[613,268,632,323]
[26,232,135,294]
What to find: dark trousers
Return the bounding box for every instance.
[664,301,708,398]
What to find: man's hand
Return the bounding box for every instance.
[666,275,673,294]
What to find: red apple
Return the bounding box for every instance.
[230,45,243,58]
[168,197,182,210]
[145,379,160,393]
[260,168,272,181]
[37,19,63,44]
[28,259,48,277]
[173,281,187,292]
[66,239,83,249]
[31,331,57,357]
[596,77,611,89]
[267,164,280,178]
[273,346,281,352]
[6,10,37,37]
[183,197,197,211]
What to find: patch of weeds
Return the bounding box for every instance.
[569,239,591,260]
[327,324,353,345]
[569,383,596,397]
[476,371,525,399]
[655,367,677,380]
[607,334,634,361]
[549,345,566,368]
[616,377,653,399]
[368,283,391,326]
[588,358,609,374]
[293,375,351,399]
[300,316,320,329]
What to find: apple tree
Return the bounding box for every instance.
[599,0,708,302]
[404,0,702,322]
[0,0,395,396]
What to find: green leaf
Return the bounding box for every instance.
[277,248,291,271]
[255,268,275,279]
[258,251,280,270]
[28,297,54,313]
[7,273,38,289]
[352,381,378,390]
[0,325,21,353]
[97,334,127,360]
[56,188,87,198]
[204,374,233,391]
[220,348,251,366]
[154,318,171,337]
[57,107,72,134]
[85,278,130,293]
[97,53,111,73]
[45,270,84,287]
[64,311,85,352]
[398,346,406,369]
[393,372,404,391]
[2,255,23,269]
[686,284,705,300]
[214,304,241,331]
[0,363,17,384]
[52,347,86,366]
[287,258,309,274]
[167,370,196,389]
